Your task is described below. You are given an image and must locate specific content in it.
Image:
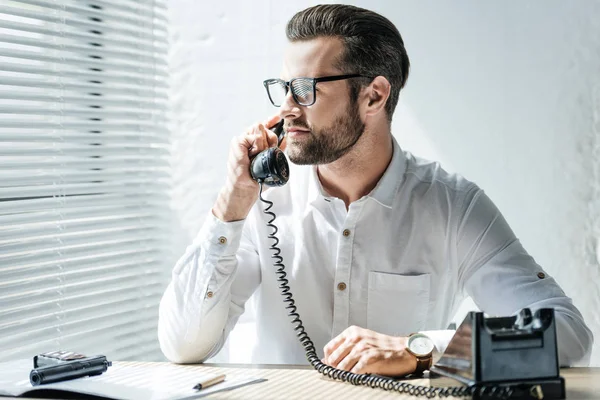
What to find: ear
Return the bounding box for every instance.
[362,76,391,118]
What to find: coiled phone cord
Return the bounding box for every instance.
[258,182,514,399]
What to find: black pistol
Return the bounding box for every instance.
[30,351,112,386]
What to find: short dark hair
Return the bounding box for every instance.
[286,4,410,122]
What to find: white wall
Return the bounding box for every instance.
[167,0,600,364]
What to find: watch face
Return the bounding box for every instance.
[408,334,434,357]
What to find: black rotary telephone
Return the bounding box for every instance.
[249,120,564,399]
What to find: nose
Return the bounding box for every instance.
[278,90,302,121]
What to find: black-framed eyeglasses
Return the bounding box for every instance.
[263,74,372,107]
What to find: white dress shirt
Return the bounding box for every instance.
[158,136,592,367]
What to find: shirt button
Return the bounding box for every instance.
[337,282,347,291]
[218,236,227,244]
[537,272,545,279]
[206,291,214,298]
[342,229,351,237]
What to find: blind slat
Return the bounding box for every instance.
[0,159,171,171]
[0,143,170,153]
[0,108,167,121]
[0,119,169,131]
[0,212,172,235]
[3,256,164,284]
[0,206,170,227]
[1,227,171,248]
[90,0,168,18]
[0,48,168,76]
[0,185,169,203]
[5,322,162,357]
[11,0,168,26]
[0,132,169,142]
[0,62,169,88]
[1,308,162,346]
[2,287,163,317]
[0,77,168,97]
[0,329,161,363]
[1,310,162,346]
[1,268,164,296]
[0,195,169,216]
[0,234,170,264]
[0,92,168,108]
[1,292,164,334]
[1,169,170,185]
[0,5,166,42]
[3,248,165,275]
[0,33,168,66]
[0,19,167,53]
[0,120,168,131]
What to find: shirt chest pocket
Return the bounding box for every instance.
[367,271,431,336]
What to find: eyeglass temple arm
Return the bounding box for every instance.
[313,74,364,83]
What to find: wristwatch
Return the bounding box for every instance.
[406,333,434,375]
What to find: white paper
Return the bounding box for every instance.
[0,360,266,399]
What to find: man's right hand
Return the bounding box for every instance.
[212,115,282,222]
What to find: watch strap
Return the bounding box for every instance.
[413,353,433,375]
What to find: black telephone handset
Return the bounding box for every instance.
[250,119,289,186]
[251,120,562,399]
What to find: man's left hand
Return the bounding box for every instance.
[322,326,417,376]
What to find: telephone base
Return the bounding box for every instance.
[429,369,565,399]
[471,377,565,400]
[430,308,565,399]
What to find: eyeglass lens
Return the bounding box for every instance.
[267,79,314,106]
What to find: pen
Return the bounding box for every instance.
[193,374,226,390]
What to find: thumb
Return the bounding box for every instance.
[264,114,281,129]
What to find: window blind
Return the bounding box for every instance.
[0,0,172,361]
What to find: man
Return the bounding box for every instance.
[158,4,592,376]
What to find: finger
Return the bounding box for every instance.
[348,350,377,375]
[241,133,263,159]
[350,359,369,374]
[336,350,361,372]
[264,114,281,129]
[260,124,278,148]
[323,333,347,360]
[227,136,258,186]
[327,342,354,368]
[249,125,268,156]
[231,135,252,164]
[257,124,277,151]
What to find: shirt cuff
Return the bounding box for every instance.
[195,211,246,257]
[419,330,456,364]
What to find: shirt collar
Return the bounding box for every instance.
[368,136,406,208]
[306,136,407,208]
[307,164,327,206]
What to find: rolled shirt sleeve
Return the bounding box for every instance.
[158,211,261,363]
[454,186,593,366]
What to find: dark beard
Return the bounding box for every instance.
[286,101,365,165]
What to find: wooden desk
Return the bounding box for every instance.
[12,362,600,400]
[200,364,599,399]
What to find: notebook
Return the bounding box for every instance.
[0,359,266,399]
